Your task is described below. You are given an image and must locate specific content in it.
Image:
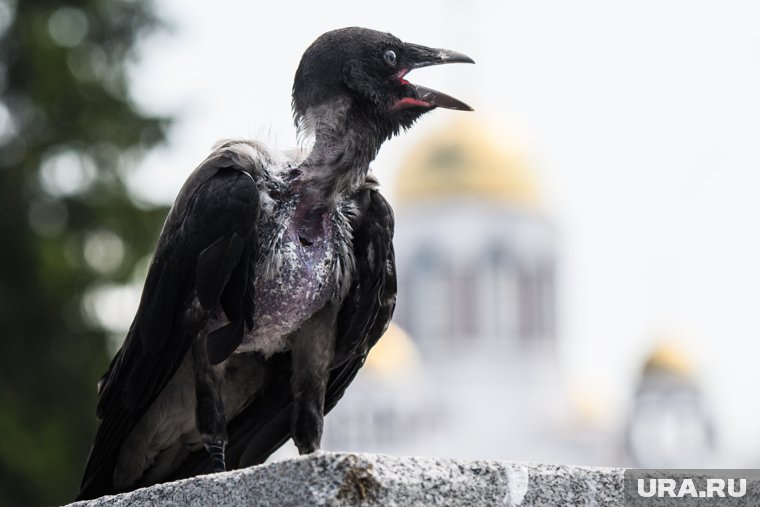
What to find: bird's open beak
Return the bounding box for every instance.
[395,43,475,111]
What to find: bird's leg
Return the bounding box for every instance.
[289,303,337,454]
[188,299,228,473]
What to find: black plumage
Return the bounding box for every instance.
[77,27,473,500]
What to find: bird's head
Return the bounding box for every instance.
[293,27,473,140]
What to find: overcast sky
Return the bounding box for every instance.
[126,0,760,461]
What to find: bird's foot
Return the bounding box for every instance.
[205,440,226,473]
[295,440,319,455]
[292,410,322,455]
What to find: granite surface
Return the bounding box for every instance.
[68,452,625,506]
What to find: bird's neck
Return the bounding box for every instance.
[294,100,384,205]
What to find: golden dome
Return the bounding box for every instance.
[643,342,693,378]
[365,323,419,377]
[395,117,540,207]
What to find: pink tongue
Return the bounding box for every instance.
[393,97,432,109]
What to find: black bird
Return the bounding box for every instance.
[78,27,473,500]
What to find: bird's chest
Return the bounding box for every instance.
[236,202,354,357]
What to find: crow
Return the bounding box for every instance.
[77,26,473,500]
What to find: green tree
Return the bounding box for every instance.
[0,0,170,504]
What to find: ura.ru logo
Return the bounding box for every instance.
[637,477,746,498]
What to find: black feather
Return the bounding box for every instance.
[196,234,244,310]
[207,318,245,366]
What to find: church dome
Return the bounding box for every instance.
[643,342,694,379]
[395,118,540,208]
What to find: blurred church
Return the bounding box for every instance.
[392,118,556,355]
[322,118,594,463]
[624,342,714,468]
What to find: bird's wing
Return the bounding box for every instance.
[326,183,397,407]
[78,142,266,500]
[166,182,396,477]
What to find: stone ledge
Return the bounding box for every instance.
[69,452,624,506]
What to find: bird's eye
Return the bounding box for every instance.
[383,49,397,67]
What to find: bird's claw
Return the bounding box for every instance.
[205,441,226,473]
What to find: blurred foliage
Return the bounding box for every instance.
[0,0,170,504]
